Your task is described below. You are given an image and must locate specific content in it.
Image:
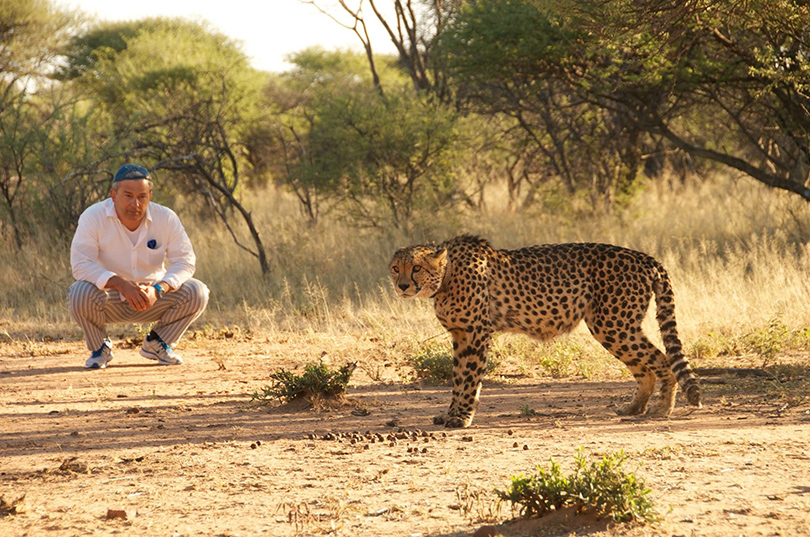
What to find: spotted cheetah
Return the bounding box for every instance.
[389,234,701,428]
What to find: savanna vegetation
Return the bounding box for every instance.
[2,0,810,368]
[3,3,810,535]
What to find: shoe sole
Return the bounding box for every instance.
[85,355,113,369]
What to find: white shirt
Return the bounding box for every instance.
[70,198,196,292]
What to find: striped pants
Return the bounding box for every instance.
[67,279,210,352]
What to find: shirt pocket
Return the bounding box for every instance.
[147,249,166,266]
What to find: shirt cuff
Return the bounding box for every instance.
[98,271,117,290]
[162,278,181,291]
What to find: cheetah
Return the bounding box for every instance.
[389,234,701,428]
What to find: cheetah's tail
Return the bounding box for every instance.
[652,262,702,408]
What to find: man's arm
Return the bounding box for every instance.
[71,210,116,289]
[160,209,196,290]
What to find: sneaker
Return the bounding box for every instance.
[140,331,183,365]
[85,340,114,369]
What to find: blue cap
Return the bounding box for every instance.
[113,164,151,182]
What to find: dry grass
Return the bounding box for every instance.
[3,172,810,376]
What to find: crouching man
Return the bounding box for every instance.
[67,164,209,369]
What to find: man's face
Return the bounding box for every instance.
[110,179,152,230]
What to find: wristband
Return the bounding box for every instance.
[153,283,165,298]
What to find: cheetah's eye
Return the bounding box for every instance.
[391,266,400,273]
[413,265,422,273]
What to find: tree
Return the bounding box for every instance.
[303,0,457,100]
[439,0,810,203]
[64,18,273,274]
[271,47,463,229]
[437,1,661,209]
[263,48,466,228]
[256,48,381,224]
[0,0,78,109]
[300,83,462,229]
[0,0,80,246]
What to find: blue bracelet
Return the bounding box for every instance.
[153,283,165,298]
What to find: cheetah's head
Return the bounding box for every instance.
[389,245,447,299]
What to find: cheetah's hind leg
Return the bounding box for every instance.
[645,369,678,418]
[615,368,655,416]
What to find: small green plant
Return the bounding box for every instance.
[496,450,658,524]
[519,404,537,417]
[408,342,499,384]
[746,317,789,367]
[409,343,454,384]
[686,331,740,360]
[497,460,570,518]
[251,362,356,404]
[539,341,580,378]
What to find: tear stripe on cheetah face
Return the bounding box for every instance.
[389,245,448,299]
[390,233,702,428]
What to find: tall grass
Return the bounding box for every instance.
[3,172,810,355]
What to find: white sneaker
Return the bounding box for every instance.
[140,332,183,365]
[85,340,114,369]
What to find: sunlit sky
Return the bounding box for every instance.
[54,0,396,73]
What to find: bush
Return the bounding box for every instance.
[409,343,455,384]
[409,342,499,384]
[251,362,356,404]
[497,459,570,518]
[496,450,658,524]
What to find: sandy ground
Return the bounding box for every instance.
[1,333,809,537]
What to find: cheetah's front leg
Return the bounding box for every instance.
[434,328,492,428]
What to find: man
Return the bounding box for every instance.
[67,164,210,369]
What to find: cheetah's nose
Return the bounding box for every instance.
[398,283,410,291]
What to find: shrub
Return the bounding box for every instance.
[409,343,454,384]
[409,342,499,384]
[496,450,658,524]
[745,317,789,368]
[497,460,570,518]
[251,362,356,404]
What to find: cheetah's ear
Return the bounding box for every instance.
[429,248,447,266]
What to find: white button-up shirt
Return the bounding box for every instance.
[70,198,196,292]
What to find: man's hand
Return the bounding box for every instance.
[106,276,152,311]
[140,284,161,309]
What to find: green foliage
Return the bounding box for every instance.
[690,318,810,367]
[437,0,652,209]
[251,362,357,404]
[519,404,537,417]
[437,0,573,85]
[0,0,78,81]
[409,343,454,384]
[439,0,810,205]
[538,341,582,378]
[293,83,463,229]
[498,459,570,518]
[497,450,658,524]
[568,451,657,523]
[745,317,789,368]
[408,341,499,384]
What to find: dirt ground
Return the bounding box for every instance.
[1,332,809,537]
